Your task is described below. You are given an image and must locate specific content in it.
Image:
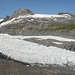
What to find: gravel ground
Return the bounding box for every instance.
[0,59,75,75]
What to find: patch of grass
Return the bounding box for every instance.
[48,24,60,27]
[28,27,33,30]
[39,24,75,31]
[54,24,75,31]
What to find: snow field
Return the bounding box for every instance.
[0,34,75,66]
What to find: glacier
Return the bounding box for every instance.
[0,34,75,66]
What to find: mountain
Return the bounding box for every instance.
[0,8,75,35]
[0,9,75,74]
[10,8,35,19]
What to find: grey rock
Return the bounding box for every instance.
[63,42,75,51]
[3,15,10,22]
[10,8,35,19]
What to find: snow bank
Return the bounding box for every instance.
[0,34,75,66]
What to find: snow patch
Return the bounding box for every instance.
[62,14,72,20]
[0,19,4,22]
[11,19,23,24]
[28,14,66,18]
[0,18,15,27]
[52,42,63,45]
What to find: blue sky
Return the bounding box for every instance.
[0,0,75,18]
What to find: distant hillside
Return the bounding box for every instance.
[0,8,75,35]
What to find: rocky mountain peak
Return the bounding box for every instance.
[58,12,75,16]
[10,8,35,19]
[3,15,10,22]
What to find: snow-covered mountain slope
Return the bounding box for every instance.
[0,9,75,35]
[0,13,72,26]
[0,8,73,27]
[0,14,73,29]
[0,34,75,66]
[0,19,3,22]
[0,18,15,27]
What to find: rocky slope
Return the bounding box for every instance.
[0,8,75,35]
[0,58,75,75]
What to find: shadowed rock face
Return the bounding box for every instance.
[2,16,10,22]
[10,8,35,19]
